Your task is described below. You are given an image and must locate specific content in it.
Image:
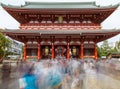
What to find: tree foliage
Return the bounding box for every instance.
[0,31,11,62]
[97,40,120,58]
[115,40,120,52]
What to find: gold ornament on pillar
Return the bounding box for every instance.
[45,46,49,56]
[72,46,77,56]
[58,16,63,23]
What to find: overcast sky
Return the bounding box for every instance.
[0,0,120,45]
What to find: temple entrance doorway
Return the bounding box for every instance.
[41,45,51,59]
[55,46,66,59]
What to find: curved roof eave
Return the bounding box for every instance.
[3,29,120,35]
[1,2,119,10]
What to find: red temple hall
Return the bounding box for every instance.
[2,2,120,61]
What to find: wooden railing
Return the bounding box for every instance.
[27,44,37,48]
[20,23,101,30]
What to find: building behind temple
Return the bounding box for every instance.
[6,36,23,59]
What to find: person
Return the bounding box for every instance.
[84,61,89,73]
[89,61,95,69]
[62,74,71,89]
[19,65,38,89]
[50,66,62,89]
[71,69,81,89]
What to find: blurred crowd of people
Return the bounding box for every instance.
[19,57,120,89]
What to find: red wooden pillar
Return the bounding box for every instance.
[94,43,98,60]
[38,43,41,61]
[79,45,81,59]
[67,43,70,60]
[52,43,54,59]
[23,44,27,62]
[81,43,84,59]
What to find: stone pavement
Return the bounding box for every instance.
[0,62,22,89]
[0,62,120,89]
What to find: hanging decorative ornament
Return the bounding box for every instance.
[45,46,49,56]
[72,46,77,56]
[58,16,63,23]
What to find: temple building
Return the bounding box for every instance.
[1,2,120,61]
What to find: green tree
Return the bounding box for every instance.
[0,31,11,63]
[115,40,120,52]
[98,40,112,57]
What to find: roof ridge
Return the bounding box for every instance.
[25,1,96,5]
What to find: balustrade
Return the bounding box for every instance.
[20,23,101,30]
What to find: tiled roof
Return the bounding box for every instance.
[1,2,119,9]
[3,29,120,35]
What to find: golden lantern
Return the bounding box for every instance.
[58,16,63,23]
[45,46,49,55]
[72,46,76,56]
